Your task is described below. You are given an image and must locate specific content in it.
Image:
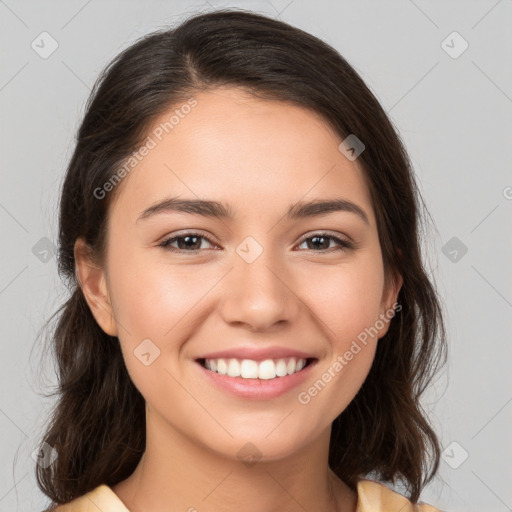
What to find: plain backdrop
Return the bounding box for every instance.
[1,1,511,511]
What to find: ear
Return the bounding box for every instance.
[376,267,403,339]
[74,237,118,337]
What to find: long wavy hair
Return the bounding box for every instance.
[36,8,447,508]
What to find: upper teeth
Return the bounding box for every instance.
[204,357,307,379]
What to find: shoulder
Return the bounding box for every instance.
[51,484,129,512]
[356,478,441,512]
[49,479,441,512]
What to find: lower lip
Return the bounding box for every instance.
[196,360,316,400]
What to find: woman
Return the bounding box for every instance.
[37,9,447,511]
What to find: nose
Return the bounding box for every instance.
[218,248,301,333]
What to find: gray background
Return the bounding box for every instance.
[1,1,511,511]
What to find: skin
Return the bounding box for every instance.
[75,85,402,512]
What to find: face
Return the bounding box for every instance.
[77,85,402,462]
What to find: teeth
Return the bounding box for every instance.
[203,357,308,379]
[227,359,240,377]
[216,359,227,375]
[258,359,276,380]
[286,358,296,374]
[240,359,259,378]
[275,359,287,377]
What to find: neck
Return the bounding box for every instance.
[111,407,357,512]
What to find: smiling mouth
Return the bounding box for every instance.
[196,357,316,380]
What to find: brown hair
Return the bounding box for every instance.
[36,8,447,508]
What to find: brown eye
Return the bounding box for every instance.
[296,233,353,252]
[159,233,218,253]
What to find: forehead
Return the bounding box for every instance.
[109,86,375,227]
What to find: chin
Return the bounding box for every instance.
[202,424,319,465]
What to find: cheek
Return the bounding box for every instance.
[106,246,218,357]
[295,256,385,410]
[294,295,381,427]
[105,251,208,402]
[106,227,203,326]
[305,256,386,349]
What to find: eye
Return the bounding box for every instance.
[158,232,218,253]
[158,231,353,254]
[295,233,353,252]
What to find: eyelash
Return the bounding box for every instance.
[158,231,354,254]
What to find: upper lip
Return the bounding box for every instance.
[196,346,317,362]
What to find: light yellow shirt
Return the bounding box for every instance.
[51,479,441,511]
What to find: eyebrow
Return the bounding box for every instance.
[137,196,370,225]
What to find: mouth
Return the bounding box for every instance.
[196,357,317,380]
[195,355,318,400]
